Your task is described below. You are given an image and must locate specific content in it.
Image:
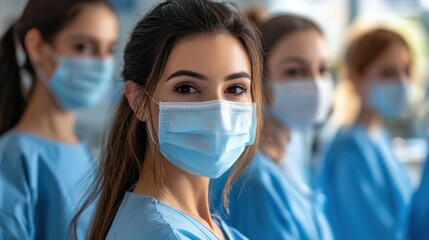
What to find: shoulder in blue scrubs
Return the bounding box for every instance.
[107,192,247,240]
[407,156,429,240]
[210,151,332,240]
[0,130,94,240]
[317,124,412,240]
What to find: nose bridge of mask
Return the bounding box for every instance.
[276,80,318,95]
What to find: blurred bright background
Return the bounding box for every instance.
[2,0,429,186]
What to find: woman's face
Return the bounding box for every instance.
[354,43,412,99]
[361,43,412,83]
[34,3,119,76]
[147,33,252,134]
[267,30,330,82]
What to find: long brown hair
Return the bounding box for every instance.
[71,0,263,239]
[247,12,324,163]
[0,0,113,136]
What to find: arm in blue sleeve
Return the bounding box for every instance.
[0,150,36,239]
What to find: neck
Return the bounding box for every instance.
[16,80,78,143]
[356,105,382,133]
[134,146,214,229]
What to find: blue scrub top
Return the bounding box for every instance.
[0,130,94,240]
[107,192,247,240]
[287,129,314,186]
[317,124,412,240]
[210,152,332,240]
[407,157,429,240]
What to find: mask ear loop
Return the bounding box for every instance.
[145,112,158,147]
[13,26,33,98]
[28,42,59,86]
[144,91,160,147]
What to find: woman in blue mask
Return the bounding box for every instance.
[0,0,118,239]
[317,28,413,240]
[210,12,333,240]
[71,0,263,239]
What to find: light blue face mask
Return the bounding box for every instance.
[34,48,114,109]
[269,79,333,129]
[148,99,256,179]
[368,80,411,119]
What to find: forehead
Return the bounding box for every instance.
[55,4,118,42]
[369,43,411,67]
[161,33,251,78]
[270,30,329,63]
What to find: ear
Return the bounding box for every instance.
[124,80,148,122]
[25,28,47,63]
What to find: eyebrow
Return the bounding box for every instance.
[279,56,310,67]
[225,71,251,81]
[69,34,118,46]
[167,70,208,81]
[167,70,251,81]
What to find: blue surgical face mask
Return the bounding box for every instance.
[148,99,256,179]
[33,47,114,109]
[368,80,411,119]
[269,78,333,129]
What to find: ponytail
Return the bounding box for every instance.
[0,24,30,135]
[0,0,115,136]
[70,96,148,239]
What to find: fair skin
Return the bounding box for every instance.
[126,33,253,240]
[350,42,412,132]
[263,29,330,162]
[16,3,118,144]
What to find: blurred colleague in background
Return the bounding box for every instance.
[317,28,413,240]
[210,11,333,240]
[0,0,118,239]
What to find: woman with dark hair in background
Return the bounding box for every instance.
[210,12,333,240]
[71,0,263,239]
[0,0,118,239]
[318,28,413,240]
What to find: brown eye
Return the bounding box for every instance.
[73,43,93,55]
[174,83,199,95]
[284,68,303,78]
[226,85,247,96]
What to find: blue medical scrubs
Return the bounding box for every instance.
[407,157,429,240]
[210,151,332,240]
[0,130,94,239]
[317,124,412,240]
[106,192,247,240]
[287,129,314,185]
